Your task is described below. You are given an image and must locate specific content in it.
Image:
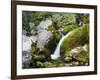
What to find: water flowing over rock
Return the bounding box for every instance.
[51,31,73,60]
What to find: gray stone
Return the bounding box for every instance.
[22,30,27,35]
[69,44,88,58]
[37,30,53,49]
[22,35,32,51]
[29,22,35,29]
[22,35,33,68]
[37,19,52,30]
[22,51,32,68]
[30,35,37,43]
[64,57,72,62]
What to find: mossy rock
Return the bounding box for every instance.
[60,25,89,58]
[75,44,89,63]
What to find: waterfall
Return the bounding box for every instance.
[51,31,72,60]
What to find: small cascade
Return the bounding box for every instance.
[51,31,72,60]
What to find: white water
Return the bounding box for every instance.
[51,31,73,60]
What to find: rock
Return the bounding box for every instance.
[31,29,37,35]
[70,44,88,57]
[22,51,32,68]
[22,35,33,68]
[29,22,35,29]
[22,30,27,35]
[37,19,52,30]
[35,19,54,49]
[85,62,89,66]
[64,64,70,67]
[37,30,53,49]
[30,35,37,43]
[71,61,79,66]
[64,44,89,63]
[22,35,32,51]
[64,57,72,62]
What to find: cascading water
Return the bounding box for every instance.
[51,31,72,60]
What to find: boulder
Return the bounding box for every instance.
[37,19,52,30]
[37,29,53,49]
[64,44,89,63]
[22,35,32,68]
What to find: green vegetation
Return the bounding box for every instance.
[22,11,90,68]
[61,25,89,54]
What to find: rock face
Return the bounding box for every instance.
[22,35,32,68]
[36,19,53,49]
[22,35,32,51]
[37,19,52,30]
[37,30,53,49]
[30,35,37,43]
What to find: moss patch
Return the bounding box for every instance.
[60,25,89,58]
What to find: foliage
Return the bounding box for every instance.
[22,11,90,68]
[60,25,89,57]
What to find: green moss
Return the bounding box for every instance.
[76,52,89,62]
[60,25,89,57]
[63,23,79,33]
[44,62,57,68]
[36,61,45,68]
[75,44,89,62]
[32,54,46,61]
[47,25,56,33]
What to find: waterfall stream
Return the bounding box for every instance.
[51,31,72,60]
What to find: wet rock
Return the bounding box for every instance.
[22,35,32,51]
